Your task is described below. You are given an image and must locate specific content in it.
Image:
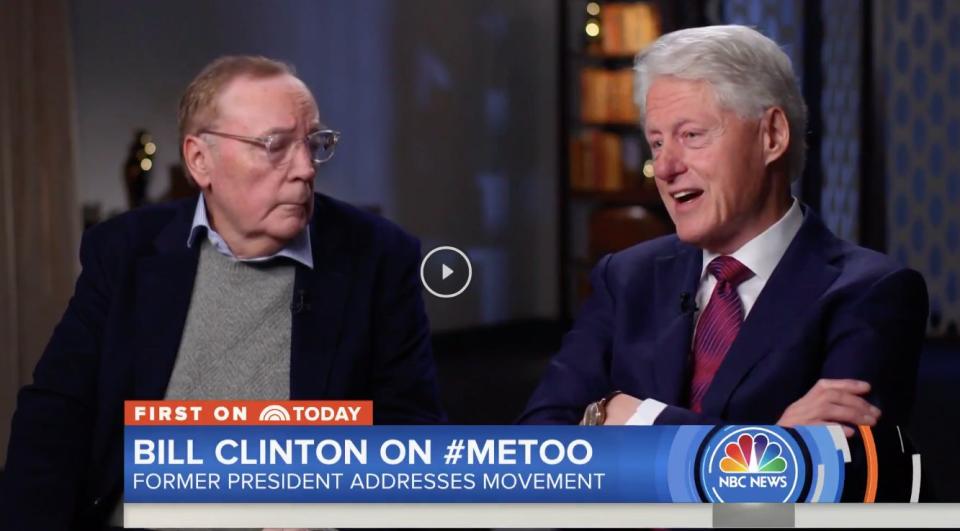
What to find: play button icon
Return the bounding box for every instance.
[420,246,472,298]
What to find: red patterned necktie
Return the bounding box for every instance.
[688,256,754,413]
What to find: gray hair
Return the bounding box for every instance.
[634,25,807,180]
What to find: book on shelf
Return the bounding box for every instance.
[569,131,646,193]
[600,2,661,57]
[579,68,639,124]
[608,69,637,124]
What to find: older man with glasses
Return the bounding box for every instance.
[1,55,445,530]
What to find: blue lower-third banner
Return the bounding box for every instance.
[124,424,850,503]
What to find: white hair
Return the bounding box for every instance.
[634,25,808,180]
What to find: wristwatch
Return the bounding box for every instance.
[579,390,623,426]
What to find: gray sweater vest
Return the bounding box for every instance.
[164,239,295,400]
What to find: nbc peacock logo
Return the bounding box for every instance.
[698,427,806,503]
[719,433,788,474]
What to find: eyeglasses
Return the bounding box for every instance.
[199,128,341,166]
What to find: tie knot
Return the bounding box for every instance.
[707,256,753,286]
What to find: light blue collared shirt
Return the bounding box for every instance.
[186,196,314,269]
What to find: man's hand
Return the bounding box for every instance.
[777,379,881,437]
[602,393,642,425]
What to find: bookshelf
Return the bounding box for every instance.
[558,0,707,318]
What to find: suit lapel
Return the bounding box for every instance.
[132,201,200,399]
[650,241,702,405]
[289,197,352,398]
[699,210,842,418]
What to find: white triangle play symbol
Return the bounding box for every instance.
[442,264,453,280]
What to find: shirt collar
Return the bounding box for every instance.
[186,195,314,269]
[701,197,803,283]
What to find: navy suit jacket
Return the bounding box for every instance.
[520,208,928,426]
[1,193,444,529]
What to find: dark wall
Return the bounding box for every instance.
[71,0,560,330]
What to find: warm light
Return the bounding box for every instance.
[140,158,153,171]
[643,160,655,178]
[144,142,156,155]
[585,21,600,38]
[586,2,600,16]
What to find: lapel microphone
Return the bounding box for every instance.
[291,288,311,315]
[680,292,699,314]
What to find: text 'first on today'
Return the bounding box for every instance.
[130,404,365,423]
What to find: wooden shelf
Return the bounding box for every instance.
[575,121,645,134]
[570,184,661,205]
[569,257,596,270]
[569,50,638,67]
[559,0,704,318]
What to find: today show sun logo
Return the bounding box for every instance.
[698,426,806,503]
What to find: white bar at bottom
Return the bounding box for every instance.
[795,504,960,528]
[124,503,960,528]
[124,503,712,528]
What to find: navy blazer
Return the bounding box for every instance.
[1,193,444,529]
[520,208,928,426]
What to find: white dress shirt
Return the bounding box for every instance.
[626,198,804,424]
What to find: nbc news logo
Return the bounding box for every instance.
[698,427,802,503]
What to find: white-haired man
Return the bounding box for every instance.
[521,25,928,434]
